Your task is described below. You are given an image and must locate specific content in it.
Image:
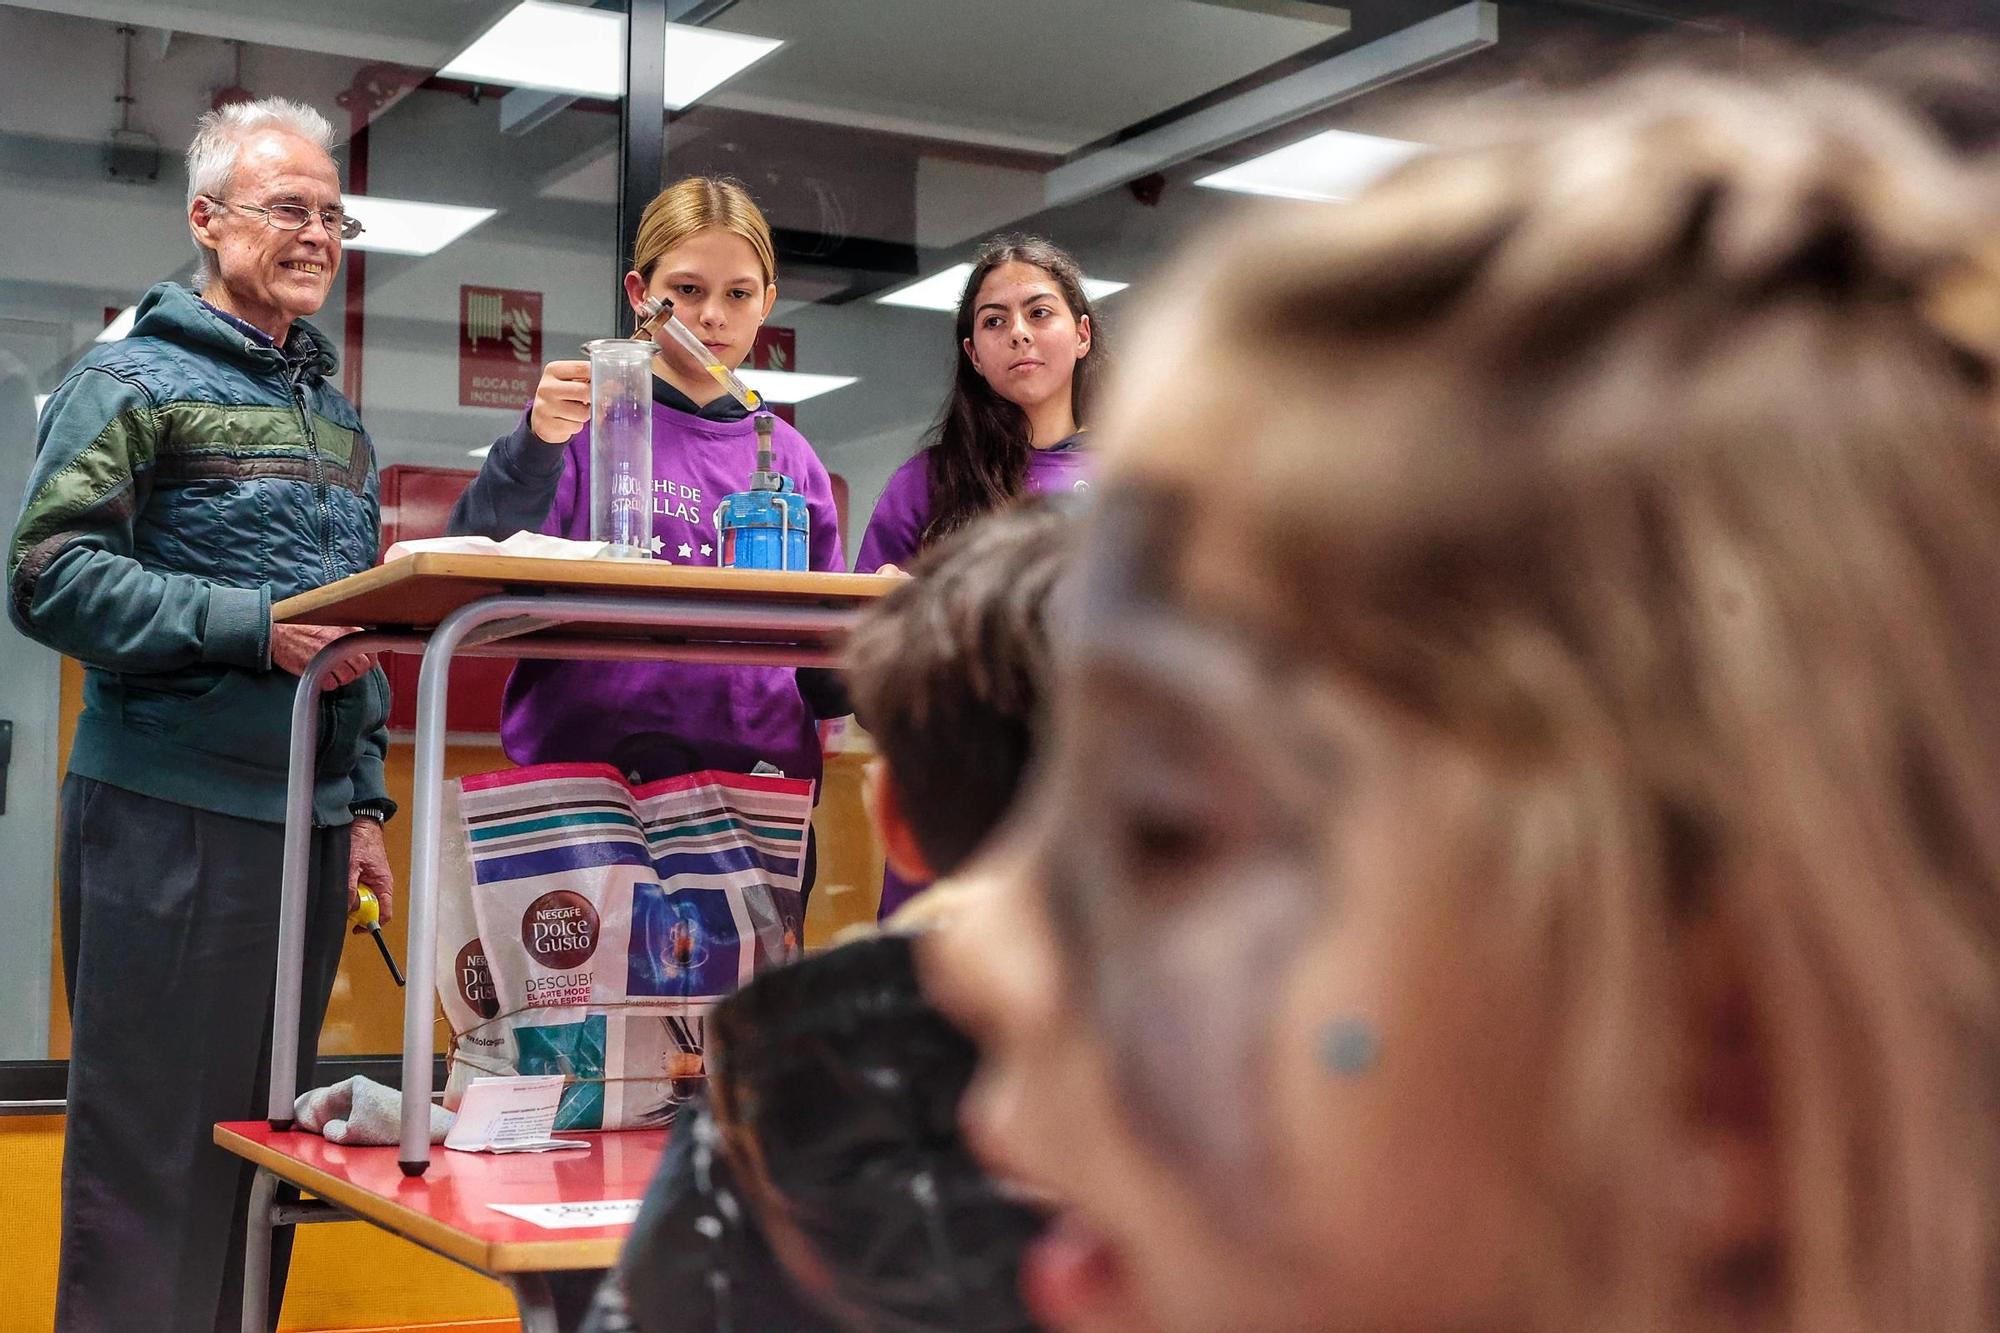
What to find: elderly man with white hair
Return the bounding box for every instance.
[8,97,394,1331]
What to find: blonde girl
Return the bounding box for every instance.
[452,177,843,911]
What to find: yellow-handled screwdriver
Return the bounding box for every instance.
[347,886,405,987]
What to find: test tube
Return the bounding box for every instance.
[635,297,763,413]
[585,338,656,559]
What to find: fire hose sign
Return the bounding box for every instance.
[460,285,542,408]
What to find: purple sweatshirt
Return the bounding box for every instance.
[854,437,1093,573]
[451,387,845,783]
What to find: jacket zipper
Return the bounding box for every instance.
[287,359,340,584]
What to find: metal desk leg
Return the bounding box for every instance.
[398,609,475,1175]
[509,1273,563,1333]
[266,632,413,1128]
[265,660,327,1130]
[240,1167,279,1333]
[239,1172,351,1333]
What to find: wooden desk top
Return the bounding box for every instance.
[274,554,899,631]
[215,1121,666,1273]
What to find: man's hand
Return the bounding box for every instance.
[529,360,592,445]
[270,622,375,690]
[349,815,394,929]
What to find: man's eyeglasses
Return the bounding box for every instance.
[201,196,363,241]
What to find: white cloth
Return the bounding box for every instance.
[293,1074,456,1145]
[383,531,619,563]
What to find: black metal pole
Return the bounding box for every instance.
[617,0,669,332]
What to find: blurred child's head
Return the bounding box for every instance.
[605,927,1042,1333]
[928,56,2000,1333]
[705,933,1044,1333]
[847,499,1079,882]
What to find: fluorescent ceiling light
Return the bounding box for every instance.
[444,2,621,99]
[874,266,970,311]
[95,307,136,342]
[663,27,781,109]
[344,195,496,256]
[468,444,493,458]
[875,264,1129,313]
[737,369,857,404]
[1195,127,1425,202]
[441,1,781,109]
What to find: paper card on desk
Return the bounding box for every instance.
[489,1199,643,1230]
[443,1075,590,1154]
[384,532,618,563]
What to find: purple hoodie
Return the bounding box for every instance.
[854,437,1093,574]
[451,392,845,783]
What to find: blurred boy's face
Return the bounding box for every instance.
[924,498,1547,1333]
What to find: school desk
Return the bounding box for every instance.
[234,555,895,1331]
[216,1120,665,1333]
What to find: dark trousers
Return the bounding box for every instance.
[56,775,350,1333]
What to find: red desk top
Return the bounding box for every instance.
[215,1121,666,1273]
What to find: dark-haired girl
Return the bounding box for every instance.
[856,234,1104,572]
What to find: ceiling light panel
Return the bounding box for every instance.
[442,2,622,98]
[736,369,857,404]
[874,264,973,311]
[1195,127,1424,202]
[344,196,497,256]
[440,1,781,108]
[663,28,782,109]
[876,264,1128,312]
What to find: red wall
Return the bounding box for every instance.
[377,465,511,732]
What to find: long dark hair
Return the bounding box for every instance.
[921,234,1105,547]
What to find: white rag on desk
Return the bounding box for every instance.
[383,531,620,563]
[294,1075,457,1145]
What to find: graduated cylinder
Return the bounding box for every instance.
[585,338,656,558]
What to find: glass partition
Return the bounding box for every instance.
[0,0,623,1065]
[2,0,1970,1075]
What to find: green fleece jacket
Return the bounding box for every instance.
[8,282,394,826]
